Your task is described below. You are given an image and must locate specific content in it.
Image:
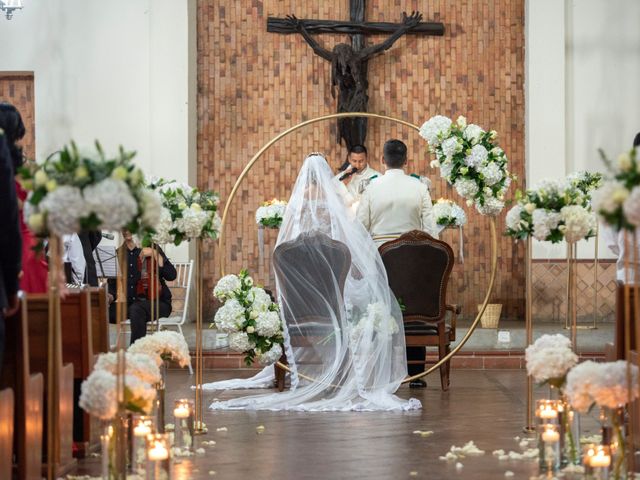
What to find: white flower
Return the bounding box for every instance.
[525,334,577,384]
[617,152,632,172]
[254,310,282,338]
[592,181,628,216]
[79,369,118,420]
[454,178,479,199]
[623,186,640,227]
[256,202,286,227]
[214,299,245,333]
[560,205,596,243]
[40,185,88,236]
[140,188,162,228]
[440,137,462,160]
[524,203,536,215]
[430,159,440,168]
[476,197,504,216]
[247,287,272,312]
[34,169,48,187]
[433,199,466,227]
[463,124,485,144]
[419,115,452,146]
[94,352,161,385]
[506,205,525,232]
[159,181,195,196]
[439,161,454,182]
[175,206,209,239]
[532,209,561,241]
[456,115,467,128]
[84,178,138,231]
[213,274,241,300]
[228,331,255,353]
[129,331,191,368]
[479,162,503,186]
[464,144,488,168]
[152,207,175,245]
[257,343,283,366]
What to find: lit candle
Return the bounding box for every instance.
[174,404,190,419]
[589,449,611,468]
[134,422,152,437]
[542,426,560,443]
[148,441,169,461]
[538,405,558,419]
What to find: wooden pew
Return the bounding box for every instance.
[25,293,76,476]
[614,281,637,360]
[0,296,44,480]
[88,284,110,356]
[630,351,640,452]
[0,388,15,480]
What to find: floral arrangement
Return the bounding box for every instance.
[19,141,161,239]
[505,178,597,243]
[592,148,640,231]
[149,179,221,245]
[349,302,399,343]
[431,198,467,228]
[565,360,640,413]
[128,331,192,369]
[94,351,161,385]
[566,170,603,196]
[79,369,156,420]
[256,199,287,229]
[524,334,578,387]
[419,115,513,216]
[212,269,284,366]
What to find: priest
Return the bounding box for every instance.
[356,138,438,388]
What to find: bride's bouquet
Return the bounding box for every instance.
[432,198,467,228]
[212,270,284,366]
[148,179,221,245]
[19,141,161,240]
[419,115,513,216]
[255,199,287,229]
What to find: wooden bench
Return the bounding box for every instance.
[88,284,109,357]
[0,295,44,479]
[25,293,76,477]
[0,387,15,480]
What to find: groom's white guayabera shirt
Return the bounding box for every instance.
[356,168,438,245]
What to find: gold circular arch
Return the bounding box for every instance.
[217,112,498,383]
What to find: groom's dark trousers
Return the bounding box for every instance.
[407,347,426,376]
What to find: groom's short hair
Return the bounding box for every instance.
[383,139,407,168]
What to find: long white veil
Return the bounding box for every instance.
[205,154,420,411]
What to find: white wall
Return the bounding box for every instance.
[526,0,640,259]
[0,0,195,262]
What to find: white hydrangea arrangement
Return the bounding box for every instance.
[212,269,283,366]
[19,141,160,241]
[256,199,287,229]
[78,369,156,420]
[524,334,578,387]
[148,178,221,245]
[94,351,161,385]
[505,176,597,243]
[128,331,192,369]
[592,148,640,232]
[419,115,513,216]
[350,302,400,343]
[431,198,467,228]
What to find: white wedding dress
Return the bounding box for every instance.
[203,154,420,411]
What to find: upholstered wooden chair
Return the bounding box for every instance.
[379,230,460,391]
[272,231,352,391]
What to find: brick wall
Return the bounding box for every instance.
[0,73,35,159]
[197,0,526,320]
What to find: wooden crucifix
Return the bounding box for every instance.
[268,0,444,152]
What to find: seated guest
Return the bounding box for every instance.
[333,144,380,209]
[109,230,177,345]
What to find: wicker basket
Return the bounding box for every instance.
[478,303,502,329]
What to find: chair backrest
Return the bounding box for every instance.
[164,261,193,325]
[273,231,352,323]
[379,230,454,322]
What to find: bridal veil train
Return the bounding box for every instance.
[203,153,420,411]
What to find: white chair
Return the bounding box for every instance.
[114,260,194,374]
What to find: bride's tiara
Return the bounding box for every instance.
[306,152,327,159]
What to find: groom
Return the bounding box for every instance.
[356,139,438,388]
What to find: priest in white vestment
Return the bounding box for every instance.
[356,139,439,246]
[333,144,380,209]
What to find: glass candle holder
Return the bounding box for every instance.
[538,423,561,473]
[130,415,155,474]
[173,399,194,450]
[535,399,560,425]
[146,433,171,480]
[583,444,611,480]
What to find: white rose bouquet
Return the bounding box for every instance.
[524,334,578,387]
[420,115,513,216]
[431,198,467,228]
[592,148,640,231]
[256,199,287,229]
[19,141,160,242]
[212,269,283,366]
[128,331,192,369]
[147,178,221,245]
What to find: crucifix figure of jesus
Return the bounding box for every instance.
[268,1,444,152]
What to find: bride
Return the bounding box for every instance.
[203,153,420,411]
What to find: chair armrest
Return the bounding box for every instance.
[445,304,460,330]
